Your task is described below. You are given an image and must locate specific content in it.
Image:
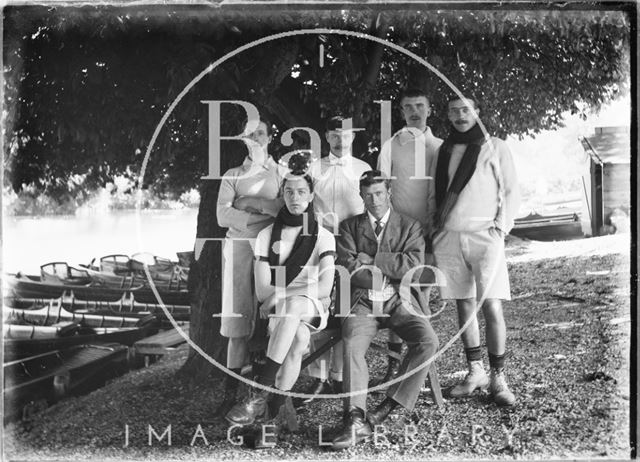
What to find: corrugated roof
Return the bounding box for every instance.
[581,127,631,165]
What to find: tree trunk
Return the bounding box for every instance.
[353,13,389,164]
[178,181,226,381]
[179,39,303,382]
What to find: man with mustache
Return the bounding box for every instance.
[432,96,520,406]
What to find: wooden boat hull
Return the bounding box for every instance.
[3,304,154,328]
[84,254,189,284]
[3,343,129,422]
[5,295,190,322]
[3,324,157,362]
[512,212,584,241]
[5,273,189,305]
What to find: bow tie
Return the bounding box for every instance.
[329,157,349,166]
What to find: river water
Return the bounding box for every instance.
[2,209,198,275]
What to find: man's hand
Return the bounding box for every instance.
[489,226,506,240]
[234,196,262,214]
[356,252,374,265]
[259,295,276,319]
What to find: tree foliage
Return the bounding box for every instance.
[3,5,631,198]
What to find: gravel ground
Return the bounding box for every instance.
[3,234,631,461]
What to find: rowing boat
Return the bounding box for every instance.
[3,302,155,328]
[84,253,189,283]
[5,293,191,322]
[43,261,188,292]
[3,322,157,361]
[5,272,189,305]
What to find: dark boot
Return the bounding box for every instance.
[366,397,399,426]
[331,407,372,450]
[369,357,401,389]
[270,395,299,432]
[225,386,270,425]
[213,371,241,419]
[332,379,343,394]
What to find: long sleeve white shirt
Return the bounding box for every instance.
[216,156,285,239]
[309,153,371,233]
[443,137,520,233]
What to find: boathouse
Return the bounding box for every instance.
[580,126,631,236]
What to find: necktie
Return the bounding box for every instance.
[374,220,383,236]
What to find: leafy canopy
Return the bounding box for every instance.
[3,6,631,198]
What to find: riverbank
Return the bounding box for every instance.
[3,234,631,460]
[3,181,199,217]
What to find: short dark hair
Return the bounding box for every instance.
[282,174,314,193]
[398,87,430,105]
[359,170,390,190]
[447,95,479,109]
[325,115,349,132]
[243,115,274,136]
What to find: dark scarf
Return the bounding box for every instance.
[433,122,486,233]
[268,204,318,287]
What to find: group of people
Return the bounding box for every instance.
[214,87,520,450]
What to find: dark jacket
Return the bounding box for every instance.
[336,209,430,315]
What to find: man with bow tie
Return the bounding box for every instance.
[331,170,439,450]
[299,116,371,402]
[309,116,372,234]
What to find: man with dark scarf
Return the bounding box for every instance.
[432,96,520,407]
[225,169,336,429]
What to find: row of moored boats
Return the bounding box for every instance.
[3,252,193,422]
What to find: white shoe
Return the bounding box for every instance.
[450,360,489,397]
[489,369,516,406]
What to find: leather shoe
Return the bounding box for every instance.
[214,395,238,420]
[225,387,270,425]
[331,407,372,450]
[367,397,398,427]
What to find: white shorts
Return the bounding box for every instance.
[433,228,511,301]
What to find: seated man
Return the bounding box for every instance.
[332,170,439,450]
[225,169,336,426]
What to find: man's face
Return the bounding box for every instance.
[448,99,480,133]
[400,96,431,130]
[283,177,314,216]
[325,129,356,157]
[360,182,391,220]
[245,121,272,148]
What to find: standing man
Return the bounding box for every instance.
[376,87,443,385]
[432,96,520,406]
[300,116,371,401]
[331,170,439,450]
[215,117,285,416]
